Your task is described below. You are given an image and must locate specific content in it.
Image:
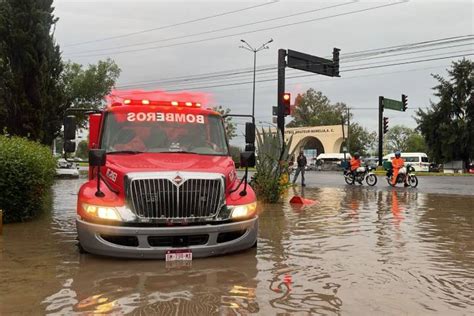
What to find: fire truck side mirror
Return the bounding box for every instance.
[240,151,256,168]
[63,140,76,153]
[64,115,76,141]
[245,122,255,144]
[89,149,106,167]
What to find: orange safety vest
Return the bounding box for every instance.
[392,157,405,169]
[350,158,361,171]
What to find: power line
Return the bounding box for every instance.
[341,34,473,58]
[117,48,472,90]
[66,1,407,58]
[66,2,356,55]
[157,53,473,91]
[115,35,473,88]
[63,1,279,47]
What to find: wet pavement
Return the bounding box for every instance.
[1,177,473,315]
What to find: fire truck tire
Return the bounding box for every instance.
[77,242,88,254]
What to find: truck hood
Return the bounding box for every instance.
[106,153,234,175]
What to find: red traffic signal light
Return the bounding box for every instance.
[402,94,408,111]
[383,117,389,134]
[282,92,291,116]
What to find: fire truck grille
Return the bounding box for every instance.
[127,177,223,219]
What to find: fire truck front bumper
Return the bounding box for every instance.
[76,217,258,259]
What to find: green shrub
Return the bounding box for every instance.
[252,128,292,203]
[0,135,56,223]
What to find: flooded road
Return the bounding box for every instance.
[1,178,473,315]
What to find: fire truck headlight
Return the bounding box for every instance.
[230,202,257,220]
[83,203,121,221]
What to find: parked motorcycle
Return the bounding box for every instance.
[386,164,418,188]
[344,164,377,186]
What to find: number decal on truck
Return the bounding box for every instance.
[106,168,118,182]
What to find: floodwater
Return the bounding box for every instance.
[1,179,473,315]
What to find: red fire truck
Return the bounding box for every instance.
[63,90,257,259]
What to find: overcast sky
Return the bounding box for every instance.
[53,0,473,144]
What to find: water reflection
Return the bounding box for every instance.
[1,179,473,315]
[41,252,259,315]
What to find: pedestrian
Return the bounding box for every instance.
[292,151,307,186]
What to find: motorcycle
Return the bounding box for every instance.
[386,164,418,188]
[343,164,377,186]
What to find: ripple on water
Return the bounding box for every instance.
[2,179,474,315]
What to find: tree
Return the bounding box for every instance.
[75,140,89,159]
[384,125,427,153]
[405,133,427,153]
[211,105,236,140]
[287,89,347,127]
[415,59,473,167]
[0,0,64,145]
[349,123,377,156]
[62,59,120,125]
[0,1,121,145]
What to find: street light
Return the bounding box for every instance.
[239,38,273,118]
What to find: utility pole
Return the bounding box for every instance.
[277,49,286,138]
[346,107,350,153]
[239,38,273,118]
[341,115,346,161]
[378,96,384,166]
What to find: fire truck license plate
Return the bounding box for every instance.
[165,249,192,262]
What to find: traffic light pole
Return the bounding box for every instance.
[277,49,286,138]
[378,96,384,167]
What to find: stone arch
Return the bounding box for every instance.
[333,137,345,153]
[292,136,325,156]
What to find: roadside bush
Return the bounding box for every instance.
[252,128,293,203]
[0,135,56,223]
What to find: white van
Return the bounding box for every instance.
[383,152,430,172]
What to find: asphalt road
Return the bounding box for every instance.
[239,170,474,196]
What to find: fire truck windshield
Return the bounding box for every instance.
[100,112,229,156]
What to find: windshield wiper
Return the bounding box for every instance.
[107,150,144,155]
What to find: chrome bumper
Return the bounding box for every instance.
[76,217,258,259]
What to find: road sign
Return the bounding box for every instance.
[383,98,404,111]
[287,49,339,77]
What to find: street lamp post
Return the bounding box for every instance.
[240,38,273,118]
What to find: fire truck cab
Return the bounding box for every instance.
[63,90,257,259]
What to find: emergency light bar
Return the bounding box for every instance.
[113,99,203,107]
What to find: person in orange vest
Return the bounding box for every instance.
[350,152,362,183]
[391,151,408,186]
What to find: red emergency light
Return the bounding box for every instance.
[115,99,203,108]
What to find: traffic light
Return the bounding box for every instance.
[383,117,389,134]
[402,94,408,111]
[282,92,291,116]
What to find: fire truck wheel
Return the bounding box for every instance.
[77,242,88,254]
